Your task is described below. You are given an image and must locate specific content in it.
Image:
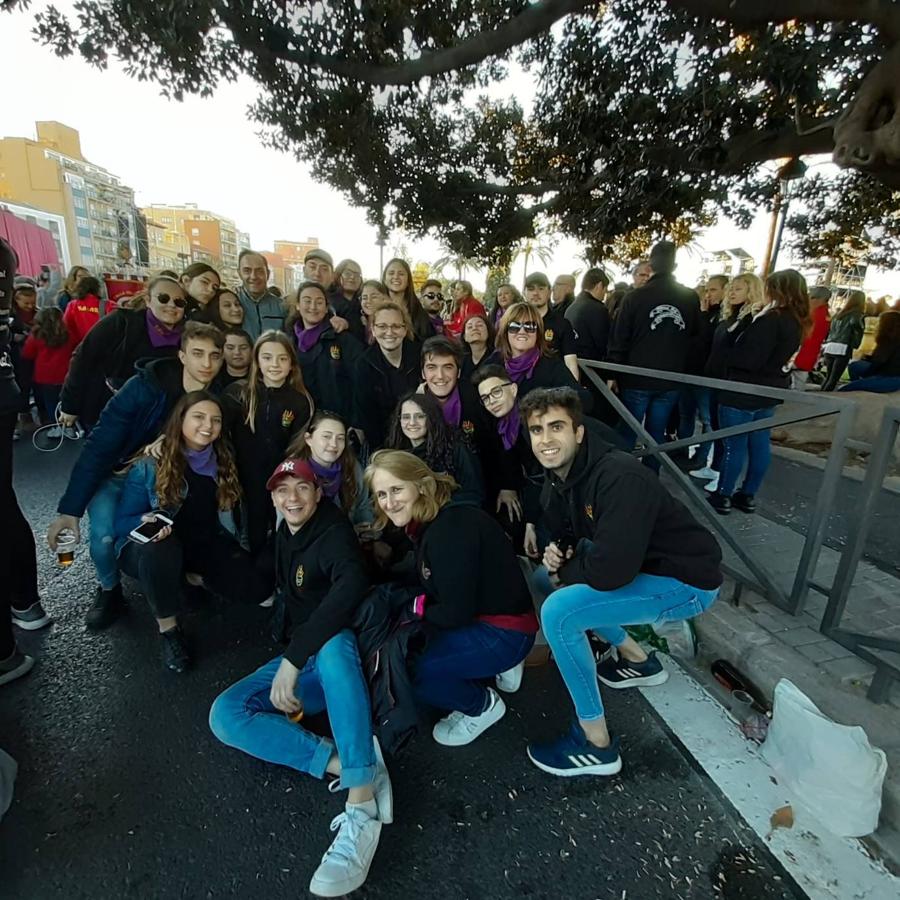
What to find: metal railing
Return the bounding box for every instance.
[819,405,900,702]
[578,360,858,614]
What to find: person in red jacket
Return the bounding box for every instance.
[61,275,106,345]
[21,307,79,426]
[445,280,486,338]
[791,286,831,390]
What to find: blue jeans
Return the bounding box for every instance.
[677,387,712,439]
[86,473,125,590]
[717,405,775,497]
[618,388,680,472]
[540,574,718,720]
[208,630,375,788]
[838,360,900,394]
[414,623,534,717]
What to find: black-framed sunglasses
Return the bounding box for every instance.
[422,291,444,301]
[155,292,187,309]
[507,321,538,334]
[479,382,513,405]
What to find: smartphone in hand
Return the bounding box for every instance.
[129,512,174,544]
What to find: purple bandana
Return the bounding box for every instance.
[440,387,462,428]
[185,444,218,479]
[505,347,541,384]
[294,320,329,353]
[309,457,342,500]
[146,309,183,348]
[497,405,521,451]
[429,314,444,335]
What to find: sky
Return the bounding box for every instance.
[1,4,896,295]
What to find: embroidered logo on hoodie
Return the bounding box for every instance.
[295,564,305,589]
[330,345,341,360]
[282,409,295,428]
[649,305,686,331]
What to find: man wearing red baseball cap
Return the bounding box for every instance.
[209,458,391,897]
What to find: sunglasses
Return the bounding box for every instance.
[479,383,513,405]
[507,321,538,335]
[422,291,444,301]
[155,292,187,309]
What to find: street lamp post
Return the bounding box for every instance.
[762,158,808,276]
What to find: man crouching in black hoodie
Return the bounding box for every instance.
[208,458,391,898]
[521,388,722,778]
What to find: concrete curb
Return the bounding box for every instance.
[689,591,900,863]
[771,444,900,495]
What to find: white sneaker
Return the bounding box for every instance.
[690,466,717,480]
[495,661,524,693]
[372,737,393,824]
[703,472,720,493]
[432,688,506,747]
[309,804,382,897]
[258,594,275,608]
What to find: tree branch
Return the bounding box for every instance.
[671,0,900,43]
[724,121,837,167]
[264,0,592,85]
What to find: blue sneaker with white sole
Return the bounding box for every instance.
[527,723,622,777]
[597,650,669,689]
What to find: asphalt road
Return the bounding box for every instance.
[1,438,802,900]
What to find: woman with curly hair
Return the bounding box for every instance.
[114,392,273,672]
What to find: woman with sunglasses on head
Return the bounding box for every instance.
[208,287,246,331]
[286,410,375,530]
[114,391,273,672]
[58,276,187,433]
[366,450,536,747]
[493,302,592,411]
[384,392,484,508]
[224,332,314,554]
[179,263,221,322]
[460,312,495,381]
[352,301,422,451]
[383,258,435,343]
[287,281,363,425]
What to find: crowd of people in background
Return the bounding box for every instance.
[3,234,899,895]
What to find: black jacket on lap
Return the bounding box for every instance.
[540,428,722,592]
[275,501,370,669]
[412,504,533,629]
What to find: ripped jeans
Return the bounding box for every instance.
[86,474,126,590]
[540,572,718,720]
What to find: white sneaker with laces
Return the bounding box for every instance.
[309,804,382,898]
[703,472,720,493]
[432,688,506,747]
[495,661,524,693]
[690,465,717,480]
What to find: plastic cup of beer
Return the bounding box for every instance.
[56,532,77,568]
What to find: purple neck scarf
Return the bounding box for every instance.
[294,320,329,353]
[185,444,218,479]
[146,309,183,348]
[429,314,444,335]
[440,387,462,427]
[505,348,541,384]
[309,457,343,500]
[497,405,521,451]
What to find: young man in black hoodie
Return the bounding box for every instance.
[520,388,722,777]
[209,458,391,898]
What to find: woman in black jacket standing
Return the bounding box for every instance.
[59,275,187,432]
[366,450,536,747]
[708,270,808,515]
[352,301,421,450]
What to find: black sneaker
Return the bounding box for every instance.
[160,627,190,673]
[0,649,35,686]
[11,601,51,631]
[588,632,613,665]
[732,491,756,513]
[707,492,731,515]
[597,651,669,689]
[85,585,123,631]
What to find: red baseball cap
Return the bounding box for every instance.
[265,458,318,491]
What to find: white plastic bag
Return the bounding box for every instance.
[761,678,887,837]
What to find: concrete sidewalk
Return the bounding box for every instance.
[686,504,900,863]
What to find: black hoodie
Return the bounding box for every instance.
[541,429,723,592]
[276,500,370,669]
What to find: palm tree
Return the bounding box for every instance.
[513,234,556,286]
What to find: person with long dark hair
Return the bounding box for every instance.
[384,392,484,507]
[708,269,809,515]
[352,300,421,450]
[224,331,314,553]
[179,262,221,321]
[382,258,434,343]
[366,450,536,746]
[207,287,246,331]
[839,309,900,393]
[822,291,867,391]
[460,311,494,381]
[114,392,272,672]
[21,307,78,426]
